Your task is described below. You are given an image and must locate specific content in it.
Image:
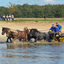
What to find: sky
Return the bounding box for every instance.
[0,0,64,7]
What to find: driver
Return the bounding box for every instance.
[50,24,56,32]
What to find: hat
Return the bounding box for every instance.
[52,24,54,25]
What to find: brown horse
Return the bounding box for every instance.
[2,27,12,42]
[7,27,29,43]
[2,27,10,35]
[2,27,21,42]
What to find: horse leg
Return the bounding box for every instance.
[25,36,28,42]
[19,39,21,42]
[6,37,12,43]
[10,38,12,42]
[13,37,17,43]
[35,38,37,42]
[6,37,9,43]
[24,38,26,42]
[28,34,31,41]
[25,35,28,42]
[28,37,31,42]
[26,38,28,42]
[35,38,38,42]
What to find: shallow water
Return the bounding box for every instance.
[0,42,64,64]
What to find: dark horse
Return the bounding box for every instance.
[28,29,46,42]
[6,27,29,43]
[2,27,20,42]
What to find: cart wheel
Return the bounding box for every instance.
[61,37,64,42]
[52,38,58,42]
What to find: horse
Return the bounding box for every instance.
[7,27,29,43]
[2,27,12,42]
[2,27,20,42]
[28,29,46,42]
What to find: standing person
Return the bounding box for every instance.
[50,24,56,32]
[56,22,62,33]
[9,14,11,21]
[3,14,5,21]
[44,15,46,20]
[0,16,1,20]
[12,14,14,20]
[6,15,8,21]
[1,15,3,20]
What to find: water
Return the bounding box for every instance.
[0,42,64,64]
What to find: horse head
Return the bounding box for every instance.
[2,27,10,35]
[24,27,29,35]
[48,30,55,42]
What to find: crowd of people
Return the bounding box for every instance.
[50,22,62,33]
[0,14,14,21]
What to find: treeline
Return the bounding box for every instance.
[0,3,64,18]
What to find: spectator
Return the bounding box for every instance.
[9,14,11,21]
[6,15,9,21]
[44,15,46,20]
[12,14,14,20]
[3,14,5,21]
[1,15,3,20]
[0,16,2,20]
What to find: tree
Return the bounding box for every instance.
[7,2,18,14]
[0,3,64,18]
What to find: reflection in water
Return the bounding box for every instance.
[4,44,29,58]
[7,44,22,49]
[0,43,64,64]
[7,44,30,49]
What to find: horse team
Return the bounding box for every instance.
[2,27,57,43]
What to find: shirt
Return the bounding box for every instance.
[55,27,59,33]
[56,24,62,29]
[50,27,56,32]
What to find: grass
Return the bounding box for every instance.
[1,18,64,23]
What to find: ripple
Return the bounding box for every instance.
[0,43,64,64]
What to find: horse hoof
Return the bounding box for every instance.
[13,41,16,43]
[10,41,12,43]
[6,41,8,43]
[19,39,21,41]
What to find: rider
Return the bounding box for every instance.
[50,24,56,32]
[56,22,62,33]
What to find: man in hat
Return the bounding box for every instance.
[56,22,62,33]
[50,24,56,32]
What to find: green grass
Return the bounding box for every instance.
[1,18,64,23]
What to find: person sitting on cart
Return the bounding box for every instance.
[56,22,62,33]
[55,25,60,42]
[50,24,56,32]
[55,25,59,33]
